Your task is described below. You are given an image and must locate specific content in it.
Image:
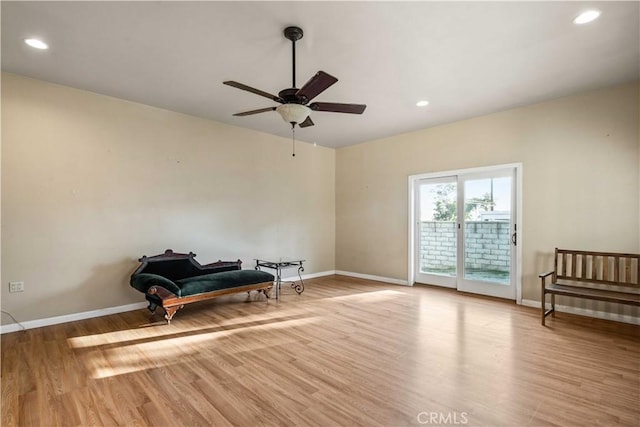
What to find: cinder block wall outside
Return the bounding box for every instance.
[419,221,511,272]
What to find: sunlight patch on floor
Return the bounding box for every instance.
[66,307,313,349]
[320,289,404,302]
[85,316,320,379]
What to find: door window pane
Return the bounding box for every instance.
[463,177,511,284]
[419,181,457,277]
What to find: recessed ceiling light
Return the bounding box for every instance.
[573,10,601,25]
[416,100,429,107]
[24,38,48,49]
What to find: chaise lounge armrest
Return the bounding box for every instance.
[131,273,182,296]
[148,285,179,300]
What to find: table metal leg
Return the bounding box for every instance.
[291,265,305,295]
[276,266,282,300]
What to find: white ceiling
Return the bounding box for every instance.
[2,1,639,148]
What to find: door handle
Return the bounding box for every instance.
[511,232,517,246]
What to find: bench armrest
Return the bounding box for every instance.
[539,271,554,294]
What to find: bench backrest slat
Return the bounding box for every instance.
[555,248,639,287]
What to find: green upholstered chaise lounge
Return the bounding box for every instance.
[130,249,275,323]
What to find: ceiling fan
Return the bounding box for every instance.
[223,26,366,129]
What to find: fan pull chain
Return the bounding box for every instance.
[291,124,296,157]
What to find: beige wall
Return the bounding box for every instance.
[336,82,639,305]
[2,73,638,324]
[1,73,335,323]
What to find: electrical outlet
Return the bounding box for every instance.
[9,282,24,293]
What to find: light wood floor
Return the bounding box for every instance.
[2,275,639,426]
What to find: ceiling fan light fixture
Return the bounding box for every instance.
[276,103,311,124]
[224,25,365,137]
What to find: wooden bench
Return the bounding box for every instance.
[539,249,639,325]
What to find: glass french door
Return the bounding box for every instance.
[414,167,517,299]
[415,176,458,288]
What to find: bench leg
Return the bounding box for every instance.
[541,286,546,326]
[541,290,555,326]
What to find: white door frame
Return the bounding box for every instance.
[407,163,523,303]
[456,168,516,299]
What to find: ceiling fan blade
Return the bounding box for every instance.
[296,71,338,102]
[309,102,366,114]
[233,107,276,117]
[298,116,314,128]
[223,81,283,103]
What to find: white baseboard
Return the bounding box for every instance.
[0,302,148,334]
[335,270,410,286]
[281,270,336,281]
[520,299,639,325]
[0,270,338,334]
[4,284,633,334]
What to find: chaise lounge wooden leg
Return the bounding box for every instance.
[164,305,183,324]
[147,302,157,314]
